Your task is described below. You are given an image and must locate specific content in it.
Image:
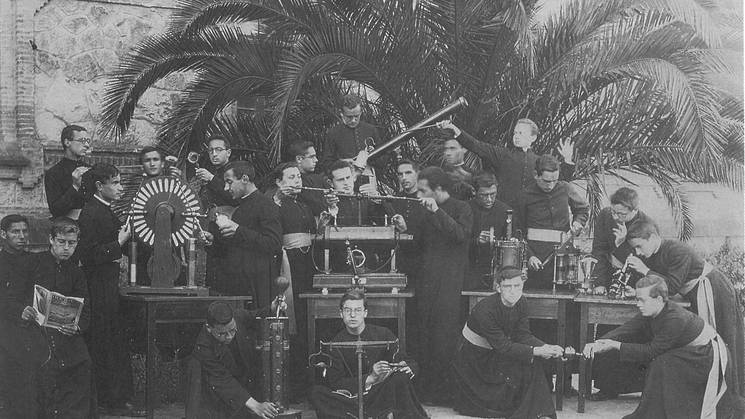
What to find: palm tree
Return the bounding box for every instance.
[100,0,743,239]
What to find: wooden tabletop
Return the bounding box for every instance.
[299,291,414,299]
[462,289,577,300]
[574,294,690,306]
[119,292,252,303]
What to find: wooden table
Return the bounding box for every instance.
[575,295,690,413]
[299,291,414,353]
[120,292,252,419]
[462,289,577,411]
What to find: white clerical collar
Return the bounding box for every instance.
[94,195,112,207]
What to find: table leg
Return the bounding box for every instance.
[398,300,406,354]
[146,302,156,419]
[556,301,567,411]
[307,301,316,354]
[578,303,589,414]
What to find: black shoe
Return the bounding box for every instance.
[563,386,579,398]
[99,401,146,417]
[588,391,618,401]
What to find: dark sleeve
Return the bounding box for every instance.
[648,244,692,295]
[45,168,84,218]
[600,314,647,343]
[70,266,91,332]
[476,309,537,362]
[616,314,687,363]
[592,209,615,286]
[233,202,282,254]
[456,130,505,168]
[559,162,575,182]
[193,334,252,410]
[430,204,471,244]
[326,346,358,392]
[0,262,31,322]
[568,183,589,226]
[77,209,123,265]
[320,131,339,173]
[205,174,234,205]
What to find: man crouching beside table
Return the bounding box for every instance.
[452,267,562,419]
[583,273,745,419]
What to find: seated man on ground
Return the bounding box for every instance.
[452,267,561,419]
[583,274,744,419]
[310,290,427,419]
[190,301,282,419]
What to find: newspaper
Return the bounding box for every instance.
[33,284,84,331]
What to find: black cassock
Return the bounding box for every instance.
[31,251,95,418]
[0,250,48,418]
[76,196,133,408]
[416,197,472,400]
[310,324,427,419]
[453,293,556,418]
[597,302,743,419]
[466,198,514,290]
[215,190,281,308]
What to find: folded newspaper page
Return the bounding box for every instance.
[33,284,84,331]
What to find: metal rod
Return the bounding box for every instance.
[300,187,421,202]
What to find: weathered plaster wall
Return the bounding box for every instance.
[34,0,187,148]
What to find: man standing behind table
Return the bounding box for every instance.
[320,94,384,173]
[520,155,588,289]
[76,163,140,416]
[288,140,326,215]
[0,215,49,418]
[195,137,239,289]
[415,166,472,402]
[439,120,574,209]
[624,220,745,395]
[310,290,427,419]
[45,125,91,219]
[591,187,653,288]
[27,217,94,418]
[584,274,744,419]
[202,161,281,308]
[453,267,562,419]
[466,172,516,290]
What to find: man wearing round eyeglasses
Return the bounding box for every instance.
[24,217,94,417]
[590,187,653,291]
[196,136,238,209]
[45,125,92,219]
[310,290,427,418]
[466,172,517,290]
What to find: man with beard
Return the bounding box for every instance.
[453,267,561,418]
[415,166,472,402]
[0,215,48,418]
[196,137,239,289]
[584,274,744,418]
[591,187,653,288]
[271,162,316,397]
[27,217,94,418]
[76,163,139,415]
[203,161,281,307]
[288,141,326,215]
[466,172,516,290]
[439,120,574,210]
[45,125,91,219]
[310,290,427,419]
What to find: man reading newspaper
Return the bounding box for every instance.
[24,217,94,418]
